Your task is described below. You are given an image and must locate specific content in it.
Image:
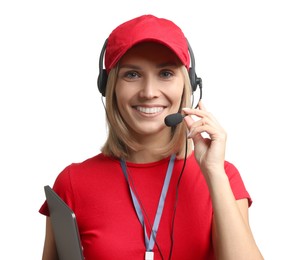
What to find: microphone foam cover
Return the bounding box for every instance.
[164,113,183,127]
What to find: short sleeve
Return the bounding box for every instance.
[39,164,75,216]
[224,161,252,207]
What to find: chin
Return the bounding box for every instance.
[132,122,168,136]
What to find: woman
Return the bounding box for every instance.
[40,14,263,260]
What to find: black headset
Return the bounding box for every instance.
[97,38,202,97]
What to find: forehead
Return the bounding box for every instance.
[119,42,182,66]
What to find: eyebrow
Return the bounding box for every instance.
[119,64,141,70]
[119,61,179,70]
[157,61,179,68]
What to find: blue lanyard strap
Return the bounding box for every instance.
[120,154,176,252]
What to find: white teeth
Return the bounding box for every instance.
[136,106,163,114]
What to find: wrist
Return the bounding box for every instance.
[203,167,228,188]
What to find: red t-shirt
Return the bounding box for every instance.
[39,153,251,260]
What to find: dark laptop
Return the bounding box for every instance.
[44,185,84,260]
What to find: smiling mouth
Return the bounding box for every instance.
[135,106,164,114]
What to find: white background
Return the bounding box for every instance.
[1,0,292,259]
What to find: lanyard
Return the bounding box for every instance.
[120,154,176,259]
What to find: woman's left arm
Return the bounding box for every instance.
[183,101,263,260]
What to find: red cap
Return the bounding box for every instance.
[105,14,190,73]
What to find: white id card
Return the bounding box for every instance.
[145,251,154,260]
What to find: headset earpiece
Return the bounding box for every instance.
[188,67,197,92]
[186,39,202,93]
[97,69,108,97]
[97,39,108,97]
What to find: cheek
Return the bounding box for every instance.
[115,86,131,115]
[167,84,184,105]
[115,94,126,115]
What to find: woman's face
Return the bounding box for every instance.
[115,42,184,140]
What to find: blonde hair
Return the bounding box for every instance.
[101,65,193,159]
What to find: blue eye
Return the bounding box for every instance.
[124,71,140,79]
[160,70,173,78]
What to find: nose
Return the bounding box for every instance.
[139,77,159,99]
